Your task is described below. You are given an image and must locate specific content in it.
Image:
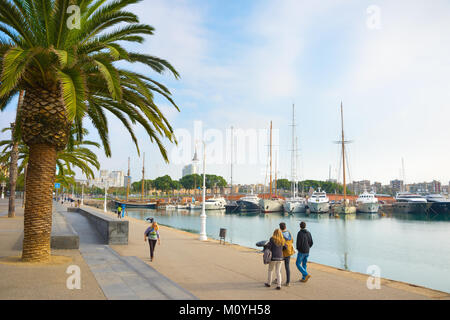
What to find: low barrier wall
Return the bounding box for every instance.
[68,207,128,245]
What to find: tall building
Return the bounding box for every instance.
[351,180,371,194]
[390,179,404,194]
[110,171,124,187]
[182,146,199,177]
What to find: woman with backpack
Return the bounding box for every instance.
[264,228,287,290]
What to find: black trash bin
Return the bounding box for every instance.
[219,228,227,244]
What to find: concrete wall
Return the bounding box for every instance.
[68,207,128,245]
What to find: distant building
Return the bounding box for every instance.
[182,146,199,177]
[351,180,371,194]
[390,179,404,194]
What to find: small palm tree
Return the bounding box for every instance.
[0,0,180,261]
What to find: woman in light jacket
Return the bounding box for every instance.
[264,229,287,290]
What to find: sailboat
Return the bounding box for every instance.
[284,104,306,213]
[259,121,285,213]
[115,153,156,208]
[334,102,356,215]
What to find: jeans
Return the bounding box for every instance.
[296,253,309,279]
[148,239,157,259]
[283,257,291,284]
[267,261,282,287]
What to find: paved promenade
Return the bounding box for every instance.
[0,198,448,300]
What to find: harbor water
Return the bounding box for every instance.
[127,208,450,293]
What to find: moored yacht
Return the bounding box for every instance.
[307,188,330,213]
[425,194,450,215]
[284,196,307,213]
[356,191,379,213]
[393,192,430,214]
[203,196,227,210]
[237,192,261,211]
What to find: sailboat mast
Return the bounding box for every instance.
[291,104,295,198]
[269,121,272,199]
[275,150,278,197]
[230,126,233,196]
[126,157,130,201]
[141,153,145,201]
[341,102,346,201]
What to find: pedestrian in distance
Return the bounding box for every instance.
[144,218,161,262]
[117,205,122,219]
[264,229,287,290]
[296,221,313,283]
[279,222,295,287]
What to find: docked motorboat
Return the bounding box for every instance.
[307,188,330,213]
[225,201,240,213]
[393,192,430,214]
[425,194,450,215]
[237,192,261,211]
[188,202,202,210]
[356,191,379,213]
[204,196,227,210]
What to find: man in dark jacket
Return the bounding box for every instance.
[296,221,313,282]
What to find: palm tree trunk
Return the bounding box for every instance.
[21,144,57,262]
[8,90,24,218]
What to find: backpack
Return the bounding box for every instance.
[263,248,272,264]
[283,232,295,257]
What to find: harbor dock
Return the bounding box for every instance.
[0,198,448,300]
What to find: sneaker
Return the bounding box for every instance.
[276,286,281,290]
[301,275,311,282]
[264,283,271,287]
[284,282,290,287]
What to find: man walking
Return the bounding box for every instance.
[279,222,295,287]
[117,205,122,219]
[296,221,313,282]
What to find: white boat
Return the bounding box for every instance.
[259,198,285,213]
[284,197,307,213]
[176,204,189,209]
[307,188,330,213]
[165,204,176,210]
[356,191,379,213]
[188,203,202,210]
[204,196,227,210]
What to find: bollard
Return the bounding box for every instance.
[219,228,227,244]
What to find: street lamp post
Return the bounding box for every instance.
[81,183,84,206]
[104,181,108,213]
[199,141,207,241]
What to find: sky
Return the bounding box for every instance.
[1,0,450,186]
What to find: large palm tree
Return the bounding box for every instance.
[0,0,180,262]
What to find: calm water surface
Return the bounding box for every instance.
[127,208,450,293]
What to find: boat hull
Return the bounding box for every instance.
[236,200,261,211]
[334,204,357,214]
[114,200,156,208]
[283,201,306,213]
[357,202,380,213]
[392,202,430,214]
[259,199,284,213]
[308,201,330,213]
[428,202,450,215]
